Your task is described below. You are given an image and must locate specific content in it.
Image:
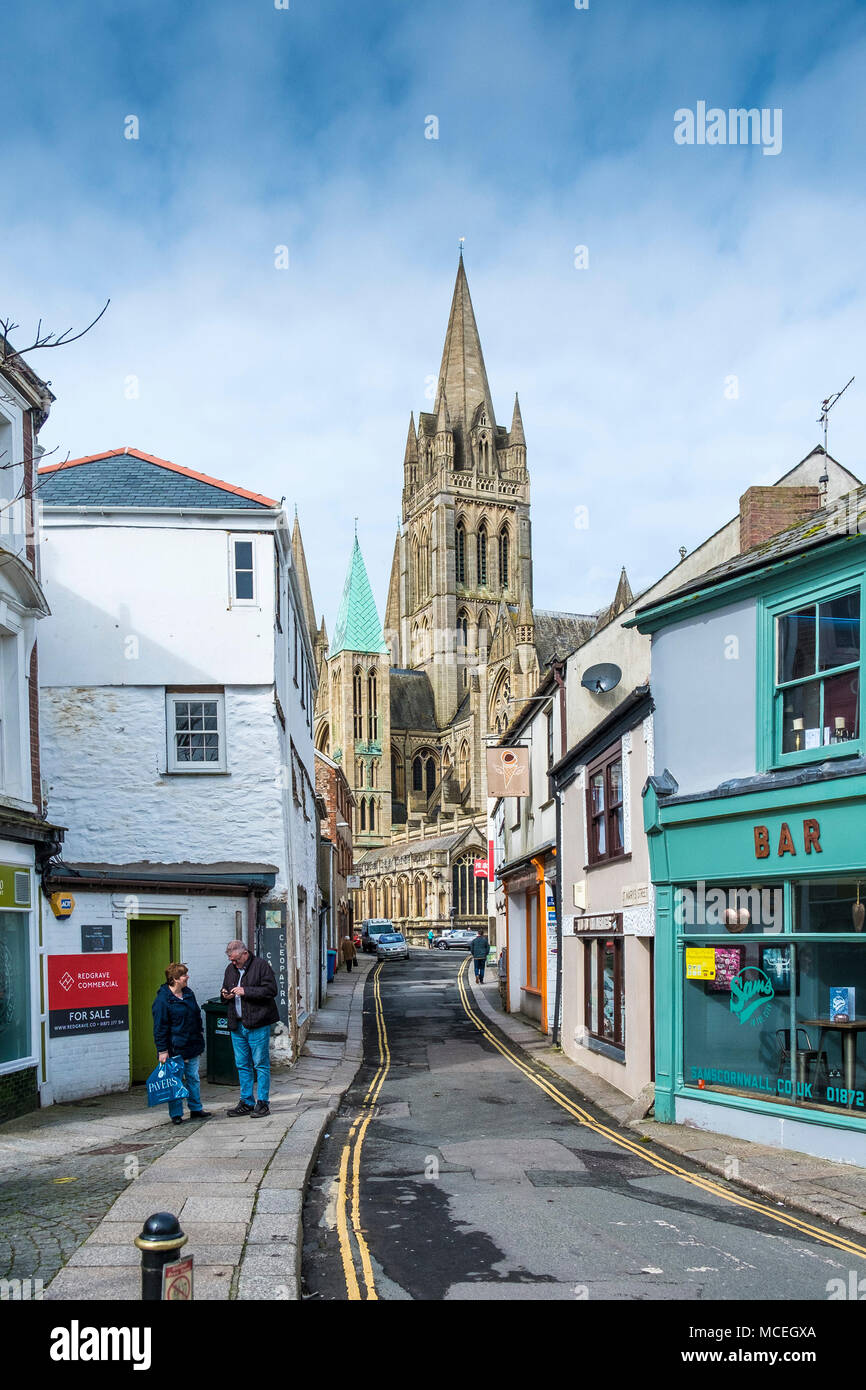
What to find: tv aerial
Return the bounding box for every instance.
[581,662,622,694]
[817,376,854,481]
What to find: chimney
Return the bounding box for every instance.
[739,486,822,553]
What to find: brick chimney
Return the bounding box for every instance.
[739,485,822,553]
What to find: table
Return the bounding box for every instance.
[801,1018,866,1100]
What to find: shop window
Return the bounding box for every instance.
[586,747,624,865]
[769,584,861,766]
[584,936,625,1049]
[678,875,866,1120]
[166,693,226,772]
[0,909,31,1066]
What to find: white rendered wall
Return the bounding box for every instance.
[40,685,288,887]
[38,520,276,687]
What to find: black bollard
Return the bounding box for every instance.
[134,1212,189,1301]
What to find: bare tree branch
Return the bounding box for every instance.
[0,299,110,365]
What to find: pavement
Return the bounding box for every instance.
[470,974,866,1241]
[34,955,375,1301]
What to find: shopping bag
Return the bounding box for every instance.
[146,1057,190,1107]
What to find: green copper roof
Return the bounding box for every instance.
[330,536,388,657]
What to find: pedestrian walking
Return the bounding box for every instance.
[341,932,357,972]
[470,928,489,984]
[152,963,211,1126]
[427,928,434,949]
[221,939,279,1118]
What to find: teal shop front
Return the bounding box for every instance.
[644,770,866,1165]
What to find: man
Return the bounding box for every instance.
[221,939,279,1118]
[471,928,489,984]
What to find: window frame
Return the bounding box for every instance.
[583,932,625,1050]
[166,691,227,773]
[229,534,257,607]
[585,743,625,866]
[758,568,866,772]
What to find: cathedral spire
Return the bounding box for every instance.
[330,534,388,657]
[510,393,525,446]
[434,257,495,433]
[403,412,418,464]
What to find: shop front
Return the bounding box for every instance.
[645,769,866,1164]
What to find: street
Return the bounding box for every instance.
[302,951,866,1301]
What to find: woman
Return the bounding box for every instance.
[340,932,357,973]
[152,963,211,1125]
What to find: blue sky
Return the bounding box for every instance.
[3,0,865,628]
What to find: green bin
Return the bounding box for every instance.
[203,998,240,1086]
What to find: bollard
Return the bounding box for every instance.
[134,1212,188,1301]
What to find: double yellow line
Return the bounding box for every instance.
[336,961,390,1299]
[456,958,866,1262]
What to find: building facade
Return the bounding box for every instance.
[635,480,866,1164]
[36,448,320,1100]
[0,342,64,1120]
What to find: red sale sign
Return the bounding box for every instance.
[47,954,129,1037]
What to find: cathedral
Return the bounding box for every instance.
[312,256,603,941]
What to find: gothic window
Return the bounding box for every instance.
[359,798,366,832]
[456,610,468,647]
[370,759,378,789]
[477,524,488,588]
[412,749,437,797]
[499,526,510,590]
[398,878,408,917]
[383,881,392,917]
[478,610,491,659]
[369,798,376,832]
[453,852,488,917]
[367,668,378,741]
[353,667,363,740]
[456,522,466,585]
[412,756,423,792]
[415,878,425,918]
[422,531,430,599]
[412,537,420,607]
[391,750,404,801]
[367,883,376,917]
[458,740,470,789]
[316,722,330,754]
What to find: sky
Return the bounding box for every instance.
[3,0,865,629]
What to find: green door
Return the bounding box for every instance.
[128,918,177,1083]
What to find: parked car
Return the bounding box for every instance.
[376,932,409,961]
[433,928,478,951]
[361,919,394,953]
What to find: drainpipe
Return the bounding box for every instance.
[246,888,257,954]
[551,659,567,1047]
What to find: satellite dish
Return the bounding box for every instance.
[581,662,622,694]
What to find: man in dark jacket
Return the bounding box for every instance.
[471,929,489,984]
[221,939,279,1117]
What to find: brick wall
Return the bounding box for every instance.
[0,1066,39,1123]
[739,486,821,553]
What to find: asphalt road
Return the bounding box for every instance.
[302,950,866,1302]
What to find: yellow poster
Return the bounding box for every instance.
[685,947,716,981]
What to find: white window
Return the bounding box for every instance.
[230,536,256,605]
[0,631,24,799]
[166,693,227,772]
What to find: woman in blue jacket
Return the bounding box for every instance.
[152,963,211,1125]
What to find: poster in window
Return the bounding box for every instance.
[759,944,798,996]
[705,946,745,994]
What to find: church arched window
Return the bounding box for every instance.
[499,526,510,590]
[367,668,378,742]
[455,522,466,585]
[458,740,470,790]
[353,667,363,740]
[453,852,487,917]
[477,524,488,588]
[369,798,376,832]
[359,798,366,832]
[412,748,437,798]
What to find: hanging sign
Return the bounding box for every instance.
[162,1256,194,1300]
[473,859,488,879]
[486,747,530,798]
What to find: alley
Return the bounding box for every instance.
[302,952,866,1301]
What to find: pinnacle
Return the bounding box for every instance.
[434,259,495,433]
[510,393,525,446]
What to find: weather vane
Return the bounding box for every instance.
[458,236,465,258]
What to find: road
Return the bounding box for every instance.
[302,950,866,1302]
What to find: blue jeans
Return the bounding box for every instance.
[230,1023,271,1105]
[168,1054,203,1118]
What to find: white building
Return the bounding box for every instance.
[37,447,320,1101]
[0,343,64,1121]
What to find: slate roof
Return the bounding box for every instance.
[634,483,866,620]
[38,448,277,509]
[355,827,482,868]
[390,669,438,731]
[330,536,389,657]
[533,609,597,667]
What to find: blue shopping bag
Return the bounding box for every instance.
[146,1057,190,1108]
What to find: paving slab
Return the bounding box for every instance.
[247,1214,298,1243]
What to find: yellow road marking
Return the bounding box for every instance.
[456,959,866,1262]
[336,961,390,1299]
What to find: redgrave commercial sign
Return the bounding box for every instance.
[47,953,129,1037]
